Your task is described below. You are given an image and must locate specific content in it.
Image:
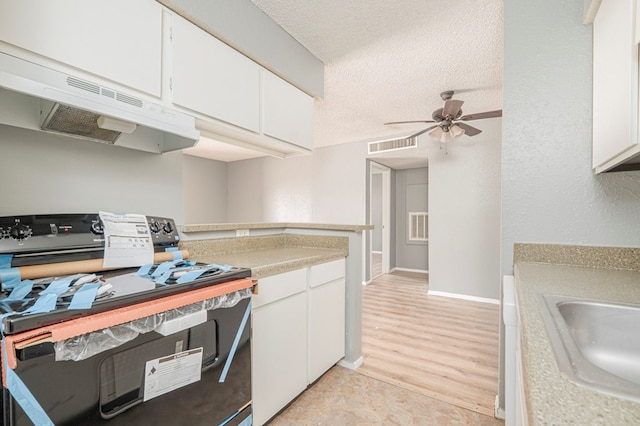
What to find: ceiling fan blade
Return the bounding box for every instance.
[408,125,438,139]
[384,120,436,125]
[455,122,482,136]
[459,110,502,121]
[443,99,464,117]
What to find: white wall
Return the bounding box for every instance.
[0,125,185,222]
[182,155,228,224]
[311,141,368,224]
[227,154,313,222]
[227,157,264,222]
[227,141,368,224]
[429,119,502,299]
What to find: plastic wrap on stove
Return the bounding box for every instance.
[54,287,252,362]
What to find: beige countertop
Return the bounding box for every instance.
[181,222,373,233]
[515,261,640,425]
[179,234,348,278]
[195,246,346,279]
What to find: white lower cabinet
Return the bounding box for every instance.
[252,269,307,426]
[252,258,346,426]
[503,275,528,426]
[308,259,346,383]
[515,333,529,426]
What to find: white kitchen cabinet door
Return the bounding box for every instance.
[592,0,639,172]
[0,0,163,97]
[171,14,260,133]
[252,292,308,426]
[262,70,314,150]
[308,259,346,383]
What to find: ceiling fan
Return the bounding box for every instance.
[384,90,502,143]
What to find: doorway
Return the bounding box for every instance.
[369,162,391,281]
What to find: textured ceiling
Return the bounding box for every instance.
[251,0,503,164]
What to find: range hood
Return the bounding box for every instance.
[0,52,199,153]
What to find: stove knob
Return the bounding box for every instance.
[149,221,161,234]
[10,223,32,241]
[90,220,104,235]
[162,222,174,234]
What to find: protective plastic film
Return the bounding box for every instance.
[54,287,252,361]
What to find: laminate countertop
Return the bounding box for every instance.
[514,262,640,425]
[180,234,348,279]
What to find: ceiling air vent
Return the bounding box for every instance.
[368,136,417,155]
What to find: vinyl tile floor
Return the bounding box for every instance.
[269,366,504,426]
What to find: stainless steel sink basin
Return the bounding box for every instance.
[539,294,640,402]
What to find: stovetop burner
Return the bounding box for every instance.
[0,214,252,335]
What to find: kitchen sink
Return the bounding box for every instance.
[539,294,640,402]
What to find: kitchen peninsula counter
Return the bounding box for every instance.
[182,222,372,233]
[513,243,640,425]
[179,233,349,278]
[179,222,372,369]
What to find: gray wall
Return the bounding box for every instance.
[429,118,502,300]
[157,0,324,97]
[394,168,428,271]
[0,125,185,222]
[182,155,228,224]
[503,1,640,273]
[499,0,640,411]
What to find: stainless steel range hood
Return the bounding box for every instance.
[0,52,199,153]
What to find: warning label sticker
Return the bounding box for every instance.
[143,347,203,402]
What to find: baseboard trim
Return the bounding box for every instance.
[337,356,364,370]
[391,267,429,274]
[494,395,505,420]
[428,290,499,305]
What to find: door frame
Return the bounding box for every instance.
[370,162,391,277]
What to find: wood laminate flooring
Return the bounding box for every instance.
[358,270,500,417]
[270,365,503,425]
[372,251,383,278]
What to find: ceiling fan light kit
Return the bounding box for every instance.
[429,123,465,143]
[384,90,502,143]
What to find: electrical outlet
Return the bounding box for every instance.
[236,229,250,237]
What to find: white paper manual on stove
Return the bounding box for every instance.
[99,211,154,268]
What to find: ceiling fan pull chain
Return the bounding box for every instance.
[440,142,448,155]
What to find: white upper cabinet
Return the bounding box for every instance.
[169,13,313,155]
[0,0,163,97]
[592,0,640,172]
[263,70,314,150]
[171,14,261,133]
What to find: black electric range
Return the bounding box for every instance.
[0,213,251,335]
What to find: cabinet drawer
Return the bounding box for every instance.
[253,268,307,309]
[309,258,345,289]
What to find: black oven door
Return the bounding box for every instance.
[3,298,251,426]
